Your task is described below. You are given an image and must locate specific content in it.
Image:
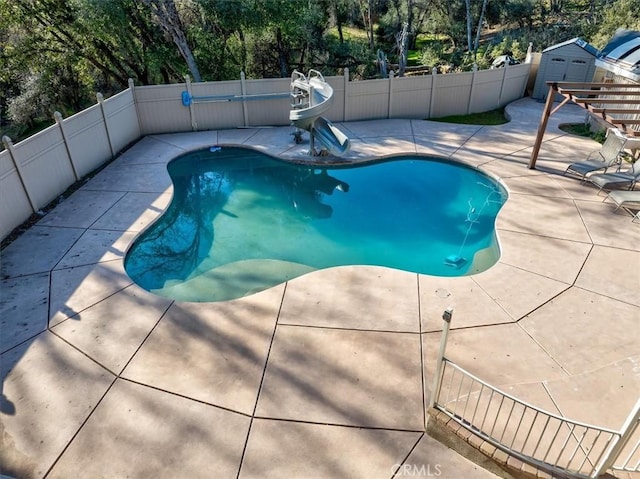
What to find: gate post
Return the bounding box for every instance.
[592,398,640,477]
[428,307,454,410]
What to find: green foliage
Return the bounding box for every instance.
[6,74,51,128]
[482,36,526,63]
[2,0,639,137]
[589,0,640,48]
[500,0,537,28]
[592,129,607,144]
[559,123,592,137]
[419,46,444,68]
[325,34,377,75]
[560,123,607,143]
[406,0,640,73]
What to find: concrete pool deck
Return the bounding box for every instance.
[1,97,639,478]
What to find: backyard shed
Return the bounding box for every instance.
[532,37,598,100]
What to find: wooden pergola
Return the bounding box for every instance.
[528,81,640,169]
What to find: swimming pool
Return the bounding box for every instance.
[124,147,507,302]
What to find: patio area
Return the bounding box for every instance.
[1,97,639,478]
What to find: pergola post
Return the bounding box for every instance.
[528,83,557,169]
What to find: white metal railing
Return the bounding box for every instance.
[607,408,640,475]
[429,309,640,479]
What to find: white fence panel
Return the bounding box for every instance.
[62,104,112,178]
[325,75,347,122]
[469,68,504,114]
[431,71,474,118]
[103,88,140,152]
[190,80,244,129]
[390,75,433,119]
[12,124,75,210]
[346,78,390,121]
[136,83,191,134]
[245,78,291,126]
[0,149,33,240]
[501,64,531,105]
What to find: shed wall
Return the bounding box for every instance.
[532,43,597,100]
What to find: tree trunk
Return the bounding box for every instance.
[276,28,288,78]
[368,0,374,50]
[238,28,247,73]
[359,0,374,50]
[465,0,473,52]
[397,22,409,77]
[143,0,202,82]
[473,0,489,59]
[179,40,202,82]
[406,0,416,50]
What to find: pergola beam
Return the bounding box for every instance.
[558,89,640,95]
[590,107,640,114]
[528,81,640,169]
[551,82,640,88]
[573,98,640,104]
[551,96,573,115]
[610,119,640,125]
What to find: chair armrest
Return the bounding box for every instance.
[616,152,634,171]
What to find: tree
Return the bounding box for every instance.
[1,0,196,133]
[6,74,53,129]
[2,0,631,137]
[4,0,186,87]
[143,0,202,81]
[330,0,352,43]
[465,0,473,51]
[589,0,640,48]
[473,0,489,58]
[463,0,489,57]
[550,0,563,12]
[500,0,537,29]
[396,22,410,76]
[359,0,375,50]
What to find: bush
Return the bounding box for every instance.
[7,74,53,129]
[420,45,444,69]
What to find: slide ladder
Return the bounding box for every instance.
[289,70,350,157]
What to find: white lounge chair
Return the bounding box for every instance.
[564,129,628,180]
[606,190,640,220]
[588,159,640,194]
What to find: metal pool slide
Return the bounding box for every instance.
[290,70,350,156]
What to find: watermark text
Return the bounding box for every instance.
[392,463,442,477]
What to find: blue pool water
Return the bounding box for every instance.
[125,147,507,302]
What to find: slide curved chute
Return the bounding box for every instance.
[290,70,350,157]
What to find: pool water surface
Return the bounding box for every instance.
[124,147,507,302]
